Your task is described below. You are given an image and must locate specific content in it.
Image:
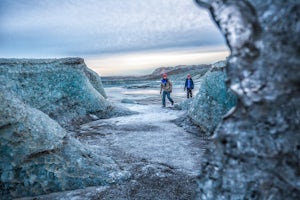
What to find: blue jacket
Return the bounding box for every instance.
[185,78,194,89]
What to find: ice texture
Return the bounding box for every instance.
[0,58,132,198]
[188,61,237,134]
[0,58,111,129]
[195,0,300,199]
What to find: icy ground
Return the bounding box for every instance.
[19,87,208,200]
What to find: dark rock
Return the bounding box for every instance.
[121,98,137,104]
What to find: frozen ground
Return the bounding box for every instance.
[105,86,199,105]
[19,87,208,200]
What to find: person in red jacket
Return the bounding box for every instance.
[160,73,174,107]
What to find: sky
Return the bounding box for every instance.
[0,0,229,75]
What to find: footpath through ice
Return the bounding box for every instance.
[80,103,205,175]
[21,87,208,199]
[83,87,206,174]
[76,87,207,198]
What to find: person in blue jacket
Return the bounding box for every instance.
[184,74,194,98]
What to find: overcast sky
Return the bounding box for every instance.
[0,0,229,75]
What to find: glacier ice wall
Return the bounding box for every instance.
[188,61,237,134]
[0,58,129,198]
[195,0,300,199]
[0,58,108,129]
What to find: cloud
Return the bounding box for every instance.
[85,46,229,76]
[0,0,226,57]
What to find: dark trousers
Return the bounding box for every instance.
[187,88,193,98]
[162,91,174,106]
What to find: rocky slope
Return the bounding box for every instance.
[195,0,300,199]
[101,64,210,88]
[0,58,132,199]
[150,64,210,77]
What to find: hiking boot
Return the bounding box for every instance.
[171,101,174,106]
